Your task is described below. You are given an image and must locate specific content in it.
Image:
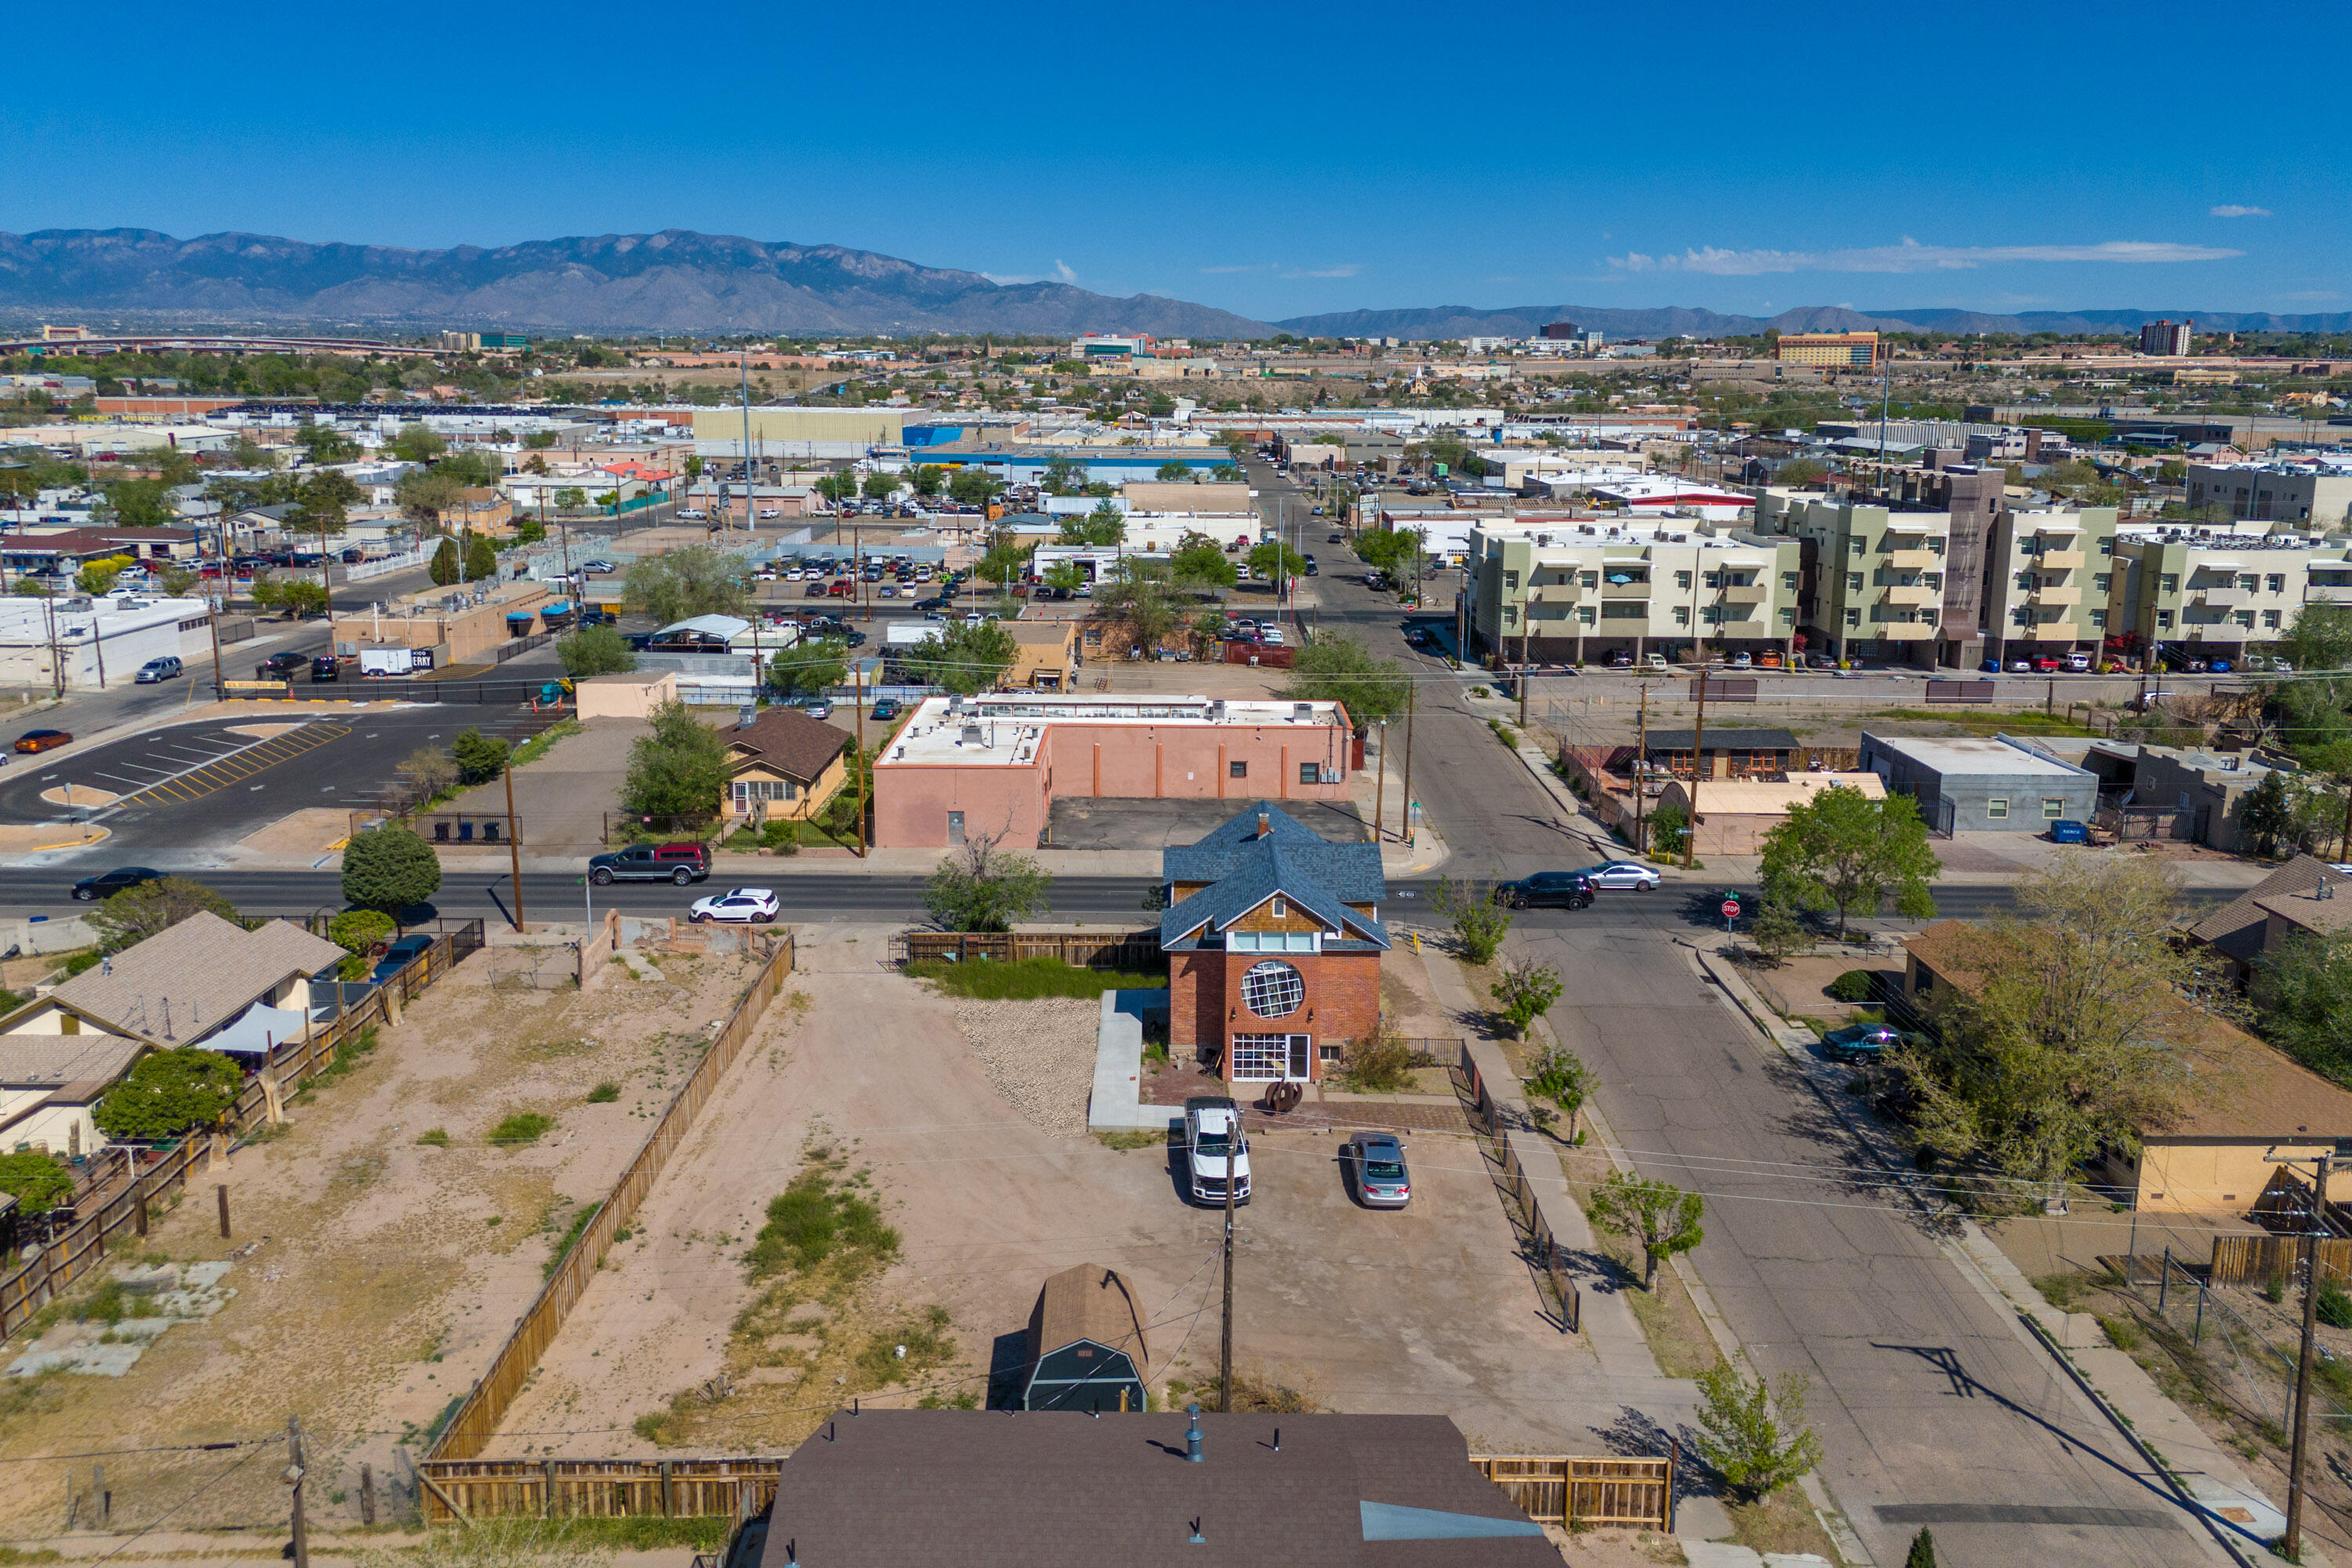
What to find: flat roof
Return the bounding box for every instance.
[877,695,1348,769]
[1864,733,2089,778]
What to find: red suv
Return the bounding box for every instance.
[587,841,711,885]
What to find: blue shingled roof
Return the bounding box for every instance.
[1160,803,1388,950]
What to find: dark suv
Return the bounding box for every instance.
[1491,871,1595,910]
[257,651,308,679]
[587,842,710,885]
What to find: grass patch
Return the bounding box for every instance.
[2099,1314,2143,1352]
[2032,1271,2092,1311]
[749,1159,899,1276]
[1489,717,1519,749]
[906,956,1166,1000]
[586,1081,621,1104]
[509,718,583,771]
[1862,707,2096,738]
[1094,1129,1163,1152]
[488,1112,554,1146]
[1722,1491,1840,1560]
[292,1025,379,1103]
[543,1203,602,1279]
[416,1127,450,1147]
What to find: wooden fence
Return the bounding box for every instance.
[424,931,797,1469]
[1454,1044,1581,1334]
[898,929,1161,971]
[2209,1233,2352,1285]
[1472,1454,1674,1530]
[0,920,484,1338]
[416,1457,783,1526]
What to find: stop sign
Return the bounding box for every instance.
[1721,899,1741,919]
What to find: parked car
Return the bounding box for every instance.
[1184,1095,1250,1206]
[369,934,437,985]
[1342,1132,1412,1209]
[871,698,902,721]
[2048,819,2090,844]
[805,700,832,720]
[1757,650,1784,669]
[1404,628,1430,649]
[1491,872,1595,910]
[804,580,831,597]
[2032,655,2063,673]
[677,508,708,521]
[1580,860,1663,891]
[1606,649,1635,668]
[1820,1022,1901,1063]
[2065,652,2092,673]
[586,842,711,885]
[580,560,617,575]
[13,728,71,753]
[310,655,340,683]
[72,866,163,901]
[688,887,780,924]
[133,656,183,684]
[1726,652,1753,669]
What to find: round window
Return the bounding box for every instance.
[1241,960,1305,1018]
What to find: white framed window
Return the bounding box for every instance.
[1230,1033,1312,1082]
[1240,960,1305,1018]
[2090,610,2107,629]
[1672,606,1690,626]
[1987,798,2009,819]
[1778,608,1796,625]
[731,779,798,806]
[1230,930,1319,954]
[1269,896,1285,919]
[2041,797,2066,819]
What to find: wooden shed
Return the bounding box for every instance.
[1023,1263,1149,1412]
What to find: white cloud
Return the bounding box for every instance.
[1296,263,1361,278]
[1608,238,2241,275]
[2211,205,2274,218]
[1054,259,1077,283]
[982,271,1044,285]
[1199,264,1256,274]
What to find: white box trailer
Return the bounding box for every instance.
[358,645,433,677]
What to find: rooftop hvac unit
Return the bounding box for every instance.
[1293,702,1313,723]
[960,724,984,746]
[738,705,758,731]
[1208,699,1227,720]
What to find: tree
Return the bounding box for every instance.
[342,826,444,913]
[1758,786,1940,939]
[557,624,638,677]
[463,531,498,582]
[923,827,1052,931]
[1586,1171,1704,1290]
[94,478,176,528]
[554,486,588,512]
[514,517,546,546]
[388,426,448,463]
[328,909,396,960]
[400,468,466,532]
[1893,856,2234,1189]
[273,580,329,618]
[911,464,945,498]
[625,545,753,626]
[1693,1360,1822,1501]
[1248,539,1306,588]
[622,700,731,826]
[1058,500,1125,547]
[1156,460,1193,481]
[977,535,1036,593]
[898,619,1018,695]
[1171,534,1239,593]
[89,877,239,954]
[2255,930,2352,1082]
[1526,1044,1595,1138]
[1283,631,1410,727]
[1040,455,1087,495]
[1905,1529,1938,1568]
[1093,557,1185,655]
[764,637,848,700]
[1647,800,1691,858]
[0,1151,74,1215]
[452,727,510,786]
[1748,898,1811,965]
[814,470,860,505]
[439,450,501,486]
[93,1050,244,1141]
[1777,459,1828,488]
[1432,880,1512,964]
[523,430,558,451]
[947,468,1004,508]
[426,537,461,586]
[1491,956,1564,1037]
[2238,769,2302,859]
[77,553,137,596]
[1041,561,1086,596]
[861,470,899,502]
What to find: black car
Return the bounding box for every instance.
[74,866,163,902]
[257,651,308,678]
[1491,872,1595,910]
[310,655,340,682]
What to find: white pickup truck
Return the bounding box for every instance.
[1184,1095,1250,1207]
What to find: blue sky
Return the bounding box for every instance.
[4,0,2343,323]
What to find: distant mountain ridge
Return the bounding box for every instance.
[0,228,1274,339]
[1272,302,2352,339]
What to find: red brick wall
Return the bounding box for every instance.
[1175,947,1384,1083]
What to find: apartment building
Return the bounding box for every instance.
[1979,506,2120,666]
[1466,520,1802,664]
[2108,525,2352,664]
[2184,463,2352,529]
[2139,319,2194,356]
[1751,495,1948,666]
[1773,332,1882,368]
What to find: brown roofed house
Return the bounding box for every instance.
[4,912,346,1052]
[0,1033,147,1157]
[723,707,851,826]
[2185,854,2350,984]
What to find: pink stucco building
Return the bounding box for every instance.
[873,695,1357,850]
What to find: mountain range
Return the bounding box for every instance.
[2,227,2341,342]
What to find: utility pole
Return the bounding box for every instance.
[1686,669,1708,870]
[1635,681,1650,853]
[739,343,757,536]
[285,1417,310,1568]
[502,753,524,931]
[1372,719,1387,843]
[1220,1112,1237,1414]
[1519,587,1532,731]
[853,660,868,858]
[2271,1146,2336,1562]
[1399,684,1417,848]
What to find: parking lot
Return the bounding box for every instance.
[491,925,1688,1457]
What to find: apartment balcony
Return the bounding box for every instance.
[1719,580,1769,604]
[2307,584,2352,603]
[1601,579,1653,598]
[1870,621,1936,641]
[2028,584,2082,607]
[1880,583,1939,608]
[1887,548,1941,569]
[2193,586,2246,608]
[2037,549,2087,569]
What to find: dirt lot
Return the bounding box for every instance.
[492,925,1676,1462]
[0,941,764,1537]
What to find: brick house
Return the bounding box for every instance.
[1160,804,1388,1086]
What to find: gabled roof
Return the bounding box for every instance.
[44,912,344,1046]
[2187,855,2348,970]
[1161,804,1387,951]
[725,708,851,785]
[0,1033,145,1100]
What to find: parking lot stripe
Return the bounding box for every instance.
[114,723,351,808]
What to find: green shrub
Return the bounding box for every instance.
[2321,1281,2352,1330]
[1338,1028,1418,1094]
[905,956,1164,1000]
[93,1049,243,1140]
[748,1165,899,1276]
[586,1081,622,1104]
[330,908,396,960]
[1827,969,1877,1003]
[0,1152,74,1215]
[488,1112,554,1146]
[416,1127,450,1147]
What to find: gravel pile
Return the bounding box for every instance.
[956,997,1102,1138]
